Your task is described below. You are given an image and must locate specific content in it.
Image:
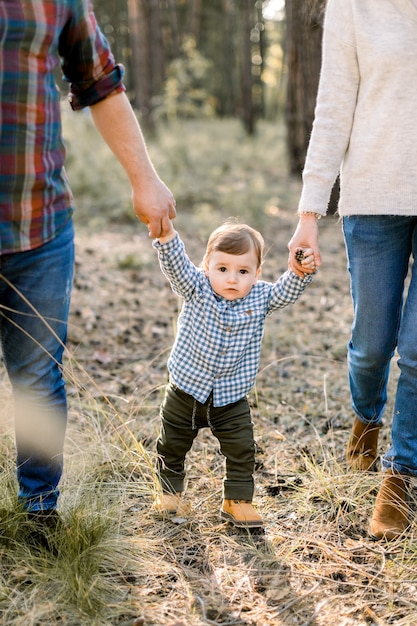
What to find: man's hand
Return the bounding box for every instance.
[132,175,176,239]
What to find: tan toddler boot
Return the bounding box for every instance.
[369,471,410,540]
[346,417,380,471]
[153,492,183,517]
[221,499,263,528]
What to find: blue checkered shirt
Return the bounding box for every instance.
[153,233,313,407]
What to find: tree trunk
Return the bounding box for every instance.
[167,0,180,57]
[241,0,254,135]
[220,0,236,116]
[285,0,324,175]
[149,0,165,97]
[127,0,155,134]
[285,0,339,214]
[187,0,202,41]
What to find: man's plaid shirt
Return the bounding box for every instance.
[0,0,125,255]
[153,233,314,407]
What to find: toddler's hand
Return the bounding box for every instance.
[295,247,316,273]
[156,217,176,243]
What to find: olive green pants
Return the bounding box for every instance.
[156,382,255,501]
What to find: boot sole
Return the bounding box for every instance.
[220,510,263,528]
[368,521,409,541]
[368,528,406,541]
[152,505,178,519]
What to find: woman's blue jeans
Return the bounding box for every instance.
[343,215,417,475]
[0,220,74,510]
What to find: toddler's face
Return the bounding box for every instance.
[206,246,261,300]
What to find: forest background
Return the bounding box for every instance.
[1,1,416,626]
[87,0,326,175]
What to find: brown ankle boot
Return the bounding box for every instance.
[220,499,263,528]
[152,492,183,516]
[346,417,380,471]
[369,472,409,540]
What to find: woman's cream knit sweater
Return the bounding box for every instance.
[298,0,417,217]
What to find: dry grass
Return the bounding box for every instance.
[0,117,416,625]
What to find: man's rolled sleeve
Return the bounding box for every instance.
[60,1,126,110]
[68,64,125,110]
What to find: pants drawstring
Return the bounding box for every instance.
[206,394,213,429]
[191,397,197,430]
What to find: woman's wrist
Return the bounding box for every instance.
[297,211,323,220]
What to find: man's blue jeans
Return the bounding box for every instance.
[343,215,417,475]
[0,220,74,510]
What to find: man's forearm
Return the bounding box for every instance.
[89,91,176,238]
[89,91,156,186]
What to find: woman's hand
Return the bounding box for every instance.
[288,214,322,276]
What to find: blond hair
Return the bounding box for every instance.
[202,221,264,270]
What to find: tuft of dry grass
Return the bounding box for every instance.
[0,117,416,625]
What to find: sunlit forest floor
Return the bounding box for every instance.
[0,117,415,625]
